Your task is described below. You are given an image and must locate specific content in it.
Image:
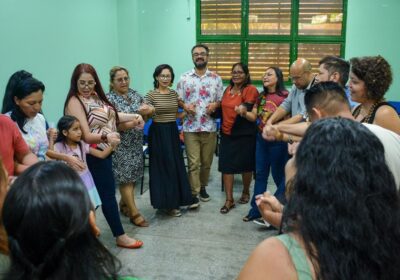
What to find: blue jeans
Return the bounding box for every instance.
[247,133,288,218]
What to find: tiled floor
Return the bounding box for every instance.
[96,156,278,280]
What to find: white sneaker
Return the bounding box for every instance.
[166,209,182,217]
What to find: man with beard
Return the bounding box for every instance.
[267,58,316,126]
[177,44,223,207]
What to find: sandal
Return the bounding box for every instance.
[119,202,130,217]
[238,192,250,204]
[243,214,258,222]
[130,213,149,227]
[220,199,235,214]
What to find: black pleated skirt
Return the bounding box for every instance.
[218,132,256,174]
[148,121,192,209]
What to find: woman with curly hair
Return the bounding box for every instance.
[350,55,400,134]
[239,118,400,280]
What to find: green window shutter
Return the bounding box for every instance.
[203,42,242,80]
[197,0,347,83]
[248,43,290,81]
[200,0,242,35]
[297,43,341,70]
[298,0,343,36]
[249,0,292,35]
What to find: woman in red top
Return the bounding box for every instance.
[219,63,259,214]
[242,67,289,223]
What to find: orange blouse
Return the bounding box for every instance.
[221,85,259,135]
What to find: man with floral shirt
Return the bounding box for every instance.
[177,44,223,207]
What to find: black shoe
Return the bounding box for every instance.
[189,196,200,209]
[199,187,211,202]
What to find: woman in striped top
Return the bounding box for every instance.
[145,64,192,217]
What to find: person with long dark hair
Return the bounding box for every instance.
[145,64,192,217]
[2,161,139,279]
[242,67,288,222]
[219,62,259,214]
[64,63,144,249]
[1,70,32,114]
[239,117,400,279]
[2,76,48,161]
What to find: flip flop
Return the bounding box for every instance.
[117,239,143,249]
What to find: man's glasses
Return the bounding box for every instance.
[78,80,96,87]
[114,77,130,83]
[192,52,208,58]
[159,75,172,80]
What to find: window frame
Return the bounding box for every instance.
[196,0,348,84]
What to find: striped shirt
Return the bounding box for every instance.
[145,89,179,123]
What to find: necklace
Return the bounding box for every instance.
[354,99,383,123]
[229,87,241,98]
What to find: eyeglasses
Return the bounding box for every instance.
[159,75,172,80]
[192,52,208,57]
[114,77,130,83]
[232,71,244,76]
[78,80,96,87]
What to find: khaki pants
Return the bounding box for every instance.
[184,132,217,196]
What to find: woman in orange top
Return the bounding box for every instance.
[219,63,259,214]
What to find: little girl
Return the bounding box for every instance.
[49,115,113,209]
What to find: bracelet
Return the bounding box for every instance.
[275,131,284,141]
[287,135,294,144]
[101,132,108,143]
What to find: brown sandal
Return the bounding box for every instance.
[238,192,250,204]
[119,202,130,217]
[130,213,149,227]
[220,200,235,214]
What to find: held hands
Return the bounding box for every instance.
[255,191,283,213]
[234,104,247,117]
[206,102,217,115]
[47,128,58,143]
[65,155,86,172]
[138,103,154,116]
[255,191,284,228]
[184,103,196,116]
[262,125,281,141]
[107,132,121,147]
[133,114,145,130]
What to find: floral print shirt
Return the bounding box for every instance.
[176,69,223,132]
[6,112,48,160]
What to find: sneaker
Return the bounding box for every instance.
[253,218,277,230]
[167,209,182,217]
[199,187,211,202]
[188,196,200,209]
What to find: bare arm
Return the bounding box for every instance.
[238,237,297,280]
[277,122,310,137]
[277,114,304,125]
[46,145,86,172]
[236,106,257,122]
[89,146,113,159]
[14,152,38,175]
[255,192,284,229]
[267,106,289,125]
[374,106,400,135]
[65,97,120,145]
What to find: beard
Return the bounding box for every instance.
[194,58,208,69]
